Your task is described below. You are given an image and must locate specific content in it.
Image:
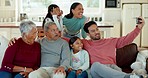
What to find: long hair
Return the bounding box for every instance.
[64,2,81,19]
[42,4,59,28]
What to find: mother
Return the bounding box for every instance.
[0,20,41,78]
[63,2,89,38]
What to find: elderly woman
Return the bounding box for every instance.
[0,20,41,78]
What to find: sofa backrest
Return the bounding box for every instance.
[0,35,8,68]
[116,43,138,68]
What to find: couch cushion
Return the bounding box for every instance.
[0,35,8,68]
[116,43,138,72]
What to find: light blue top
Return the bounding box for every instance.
[63,15,87,38]
[70,49,89,71]
[38,37,70,69]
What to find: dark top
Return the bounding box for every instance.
[0,38,41,72]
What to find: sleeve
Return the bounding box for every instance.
[78,50,90,71]
[1,41,18,72]
[60,41,71,70]
[116,27,141,48]
[81,16,87,38]
[33,43,41,70]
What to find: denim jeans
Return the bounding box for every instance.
[67,70,88,78]
[0,71,24,78]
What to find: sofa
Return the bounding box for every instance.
[0,39,139,77]
[116,43,139,73]
[0,35,8,68]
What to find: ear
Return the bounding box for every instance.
[70,44,74,48]
[72,9,74,13]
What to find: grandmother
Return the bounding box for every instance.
[0,20,41,78]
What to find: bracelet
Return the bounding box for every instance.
[24,67,26,72]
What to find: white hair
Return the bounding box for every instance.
[44,21,56,32]
[19,20,36,36]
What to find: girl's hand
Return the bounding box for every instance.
[76,69,82,75]
[67,68,73,73]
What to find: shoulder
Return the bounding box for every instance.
[81,49,88,54]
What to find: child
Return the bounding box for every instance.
[42,4,63,35]
[67,36,89,78]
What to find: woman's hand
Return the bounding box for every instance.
[20,72,29,78]
[25,68,33,73]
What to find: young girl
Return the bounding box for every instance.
[67,36,89,78]
[42,4,63,33]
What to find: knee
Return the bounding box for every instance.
[53,73,65,78]
[91,62,100,71]
[0,71,12,78]
[28,70,40,78]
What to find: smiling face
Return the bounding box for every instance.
[71,38,83,53]
[72,4,84,18]
[24,27,37,44]
[87,24,101,40]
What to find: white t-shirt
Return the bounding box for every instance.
[71,49,89,71]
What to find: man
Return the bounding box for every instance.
[28,22,70,78]
[81,17,145,78]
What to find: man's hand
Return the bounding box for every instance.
[137,16,145,29]
[8,37,17,46]
[54,66,66,75]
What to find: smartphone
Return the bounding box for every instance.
[136,18,142,24]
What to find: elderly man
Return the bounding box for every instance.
[28,22,70,78]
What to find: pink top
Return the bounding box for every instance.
[82,27,140,65]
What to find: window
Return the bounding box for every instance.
[20,0,103,22]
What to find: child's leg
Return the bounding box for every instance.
[77,71,88,78]
[67,70,76,78]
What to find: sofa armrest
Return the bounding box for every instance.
[116,43,139,72]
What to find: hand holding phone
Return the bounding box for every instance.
[136,17,142,24]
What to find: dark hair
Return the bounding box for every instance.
[64,2,81,19]
[42,4,59,28]
[69,36,80,49]
[83,21,97,33]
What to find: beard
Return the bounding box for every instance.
[90,34,101,40]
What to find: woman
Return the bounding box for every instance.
[63,2,89,38]
[42,4,63,33]
[0,20,41,78]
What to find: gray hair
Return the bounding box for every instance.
[44,21,56,32]
[19,20,36,36]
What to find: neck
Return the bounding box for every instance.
[22,37,33,45]
[73,50,79,54]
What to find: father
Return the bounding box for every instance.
[80,17,145,78]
